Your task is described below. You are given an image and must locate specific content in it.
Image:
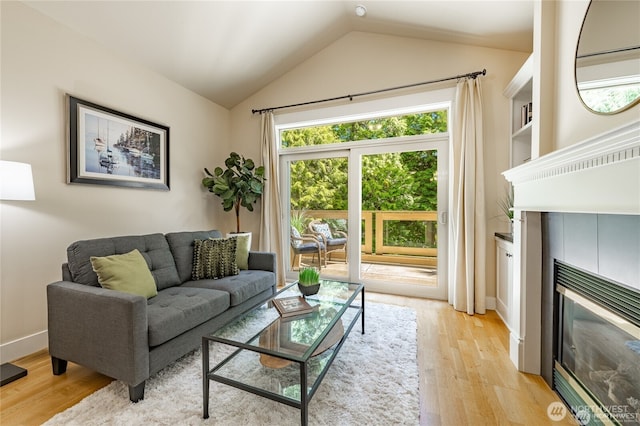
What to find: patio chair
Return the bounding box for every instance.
[290,226,325,270]
[308,219,347,265]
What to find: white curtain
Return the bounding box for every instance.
[259,111,286,287]
[450,77,486,315]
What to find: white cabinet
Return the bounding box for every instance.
[504,54,533,168]
[495,236,513,328]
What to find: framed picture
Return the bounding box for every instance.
[67,95,170,190]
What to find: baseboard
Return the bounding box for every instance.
[0,330,48,363]
[485,296,496,310]
[495,308,510,330]
[509,331,522,369]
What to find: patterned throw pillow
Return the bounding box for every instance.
[192,237,239,280]
[291,226,302,248]
[312,223,333,240]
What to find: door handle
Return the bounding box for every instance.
[441,212,447,225]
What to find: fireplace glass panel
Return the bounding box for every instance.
[559,295,640,419]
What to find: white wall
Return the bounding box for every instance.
[0,2,229,362]
[231,31,529,303]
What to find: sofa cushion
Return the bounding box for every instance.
[147,287,229,347]
[327,237,347,246]
[165,230,222,283]
[192,237,239,280]
[182,269,275,307]
[67,233,180,290]
[90,249,158,299]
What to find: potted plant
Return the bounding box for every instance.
[498,185,514,232]
[202,152,265,234]
[298,266,321,296]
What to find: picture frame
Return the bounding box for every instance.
[67,95,170,190]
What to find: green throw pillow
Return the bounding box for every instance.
[90,249,157,299]
[234,234,251,270]
[192,237,239,280]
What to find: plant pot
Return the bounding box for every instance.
[298,282,320,296]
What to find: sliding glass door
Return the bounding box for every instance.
[351,140,447,299]
[278,103,450,299]
[281,137,447,300]
[287,152,349,280]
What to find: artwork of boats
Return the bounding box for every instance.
[87,114,161,178]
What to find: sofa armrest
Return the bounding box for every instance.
[247,251,276,273]
[47,281,149,386]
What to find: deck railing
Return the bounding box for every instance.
[297,209,437,267]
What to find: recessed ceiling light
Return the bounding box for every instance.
[355,4,367,17]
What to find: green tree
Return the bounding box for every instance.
[362,153,414,211]
[283,111,446,249]
[290,157,348,210]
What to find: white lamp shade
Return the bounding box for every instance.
[0,160,36,200]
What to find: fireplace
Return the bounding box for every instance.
[502,121,640,424]
[503,121,640,376]
[554,260,640,425]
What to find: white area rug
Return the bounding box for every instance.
[44,302,418,425]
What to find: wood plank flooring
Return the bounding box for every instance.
[0,293,575,425]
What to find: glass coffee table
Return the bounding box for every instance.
[202,279,364,425]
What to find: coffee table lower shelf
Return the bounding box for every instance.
[202,283,364,426]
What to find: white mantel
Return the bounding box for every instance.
[501,120,640,373]
[504,120,640,215]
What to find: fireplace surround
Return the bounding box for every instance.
[503,120,640,423]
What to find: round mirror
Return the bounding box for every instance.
[575,0,640,114]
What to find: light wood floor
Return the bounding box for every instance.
[0,293,575,425]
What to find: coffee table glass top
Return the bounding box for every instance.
[203,279,364,403]
[207,279,362,361]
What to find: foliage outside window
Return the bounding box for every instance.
[284,110,446,253]
[281,111,447,148]
[579,84,640,113]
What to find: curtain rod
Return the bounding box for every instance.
[251,68,486,115]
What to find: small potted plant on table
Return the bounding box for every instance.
[298,266,321,296]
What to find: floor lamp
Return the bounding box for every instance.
[0,160,35,386]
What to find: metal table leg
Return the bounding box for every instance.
[361,286,366,334]
[202,338,210,419]
[300,361,308,425]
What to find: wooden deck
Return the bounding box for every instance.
[297,256,438,287]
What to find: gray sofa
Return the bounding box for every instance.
[46,230,276,402]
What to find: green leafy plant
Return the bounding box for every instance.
[202,152,265,233]
[298,266,320,286]
[498,185,514,221]
[290,209,308,233]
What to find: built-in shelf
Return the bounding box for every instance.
[512,121,532,140]
[504,54,534,169]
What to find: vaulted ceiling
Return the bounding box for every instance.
[24,1,534,108]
